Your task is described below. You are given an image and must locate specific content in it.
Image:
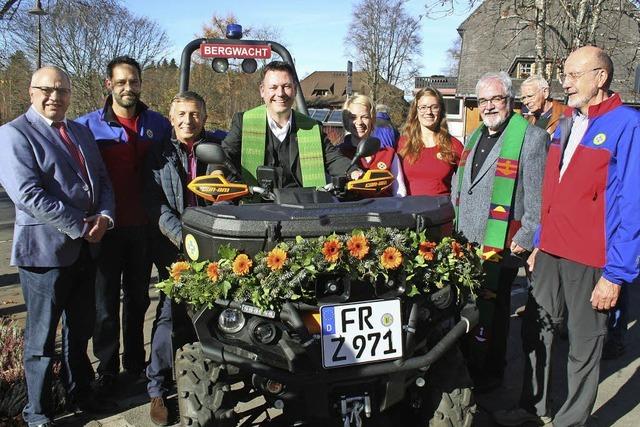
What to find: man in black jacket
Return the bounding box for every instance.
[143,91,225,425]
[222,61,356,187]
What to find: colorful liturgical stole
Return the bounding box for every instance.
[455,113,528,271]
[241,105,326,187]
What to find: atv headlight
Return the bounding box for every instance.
[218,308,246,334]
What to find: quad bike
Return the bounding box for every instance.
[170,26,479,426]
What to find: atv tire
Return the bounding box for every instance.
[175,343,242,427]
[423,345,476,427]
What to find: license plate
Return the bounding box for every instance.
[320,299,403,368]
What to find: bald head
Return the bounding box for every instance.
[29,66,72,122]
[562,46,613,114]
[567,46,613,88]
[31,66,71,88]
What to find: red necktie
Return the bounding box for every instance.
[53,122,88,180]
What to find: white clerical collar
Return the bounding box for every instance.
[267,112,292,143]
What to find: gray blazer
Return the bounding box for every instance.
[451,114,547,266]
[0,107,114,267]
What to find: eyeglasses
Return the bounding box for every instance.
[31,86,71,96]
[558,68,602,82]
[417,104,440,113]
[520,89,543,101]
[478,95,508,107]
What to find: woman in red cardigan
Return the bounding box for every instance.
[398,87,463,196]
[337,94,406,197]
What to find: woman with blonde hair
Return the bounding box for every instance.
[337,94,406,197]
[398,87,463,195]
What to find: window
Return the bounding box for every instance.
[327,110,343,124]
[444,97,461,116]
[310,109,330,122]
[516,62,533,79]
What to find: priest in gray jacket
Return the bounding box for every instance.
[451,71,547,392]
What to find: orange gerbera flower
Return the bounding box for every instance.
[347,235,369,259]
[206,262,219,282]
[266,247,287,271]
[380,247,403,270]
[418,241,436,260]
[232,254,253,276]
[451,241,464,258]
[170,261,190,281]
[322,239,342,263]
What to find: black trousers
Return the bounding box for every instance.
[466,266,519,380]
[93,225,152,376]
[520,250,607,427]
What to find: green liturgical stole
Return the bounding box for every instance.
[241,105,326,187]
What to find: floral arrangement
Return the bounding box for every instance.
[157,228,484,312]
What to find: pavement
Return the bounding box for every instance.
[1,185,639,426]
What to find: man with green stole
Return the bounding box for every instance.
[222,61,357,187]
[451,71,547,392]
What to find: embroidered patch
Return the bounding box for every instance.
[489,204,510,221]
[376,161,387,170]
[495,159,519,178]
[593,133,606,146]
[146,129,154,138]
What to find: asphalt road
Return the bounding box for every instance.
[1,186,639,426]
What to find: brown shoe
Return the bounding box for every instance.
[149,396,169,426]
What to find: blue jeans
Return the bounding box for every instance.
[146,291,173,398]
[19,245,96,426]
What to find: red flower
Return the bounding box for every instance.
[418,241,436,261]
[451,241,464,258]
[322,239,342,263]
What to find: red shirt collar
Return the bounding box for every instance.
[565,92,622,119]
[586,92,622,118]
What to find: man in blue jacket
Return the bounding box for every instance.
[76,56,171,394]
[495,46,640,427]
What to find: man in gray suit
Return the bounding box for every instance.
[451,71,547,392]
[0,67,114,427]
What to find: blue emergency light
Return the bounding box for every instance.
[226,24,243,40]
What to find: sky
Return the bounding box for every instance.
[124,0,471,81]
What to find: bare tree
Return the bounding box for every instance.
[0,49,31,124]
[0,0,20,20]
[10,0,171,116]
[443,36,462,76]
[345,0,422,101]
[425,0,639,84]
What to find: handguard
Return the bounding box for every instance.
[346,169,394,195]
[187,174,249,203]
